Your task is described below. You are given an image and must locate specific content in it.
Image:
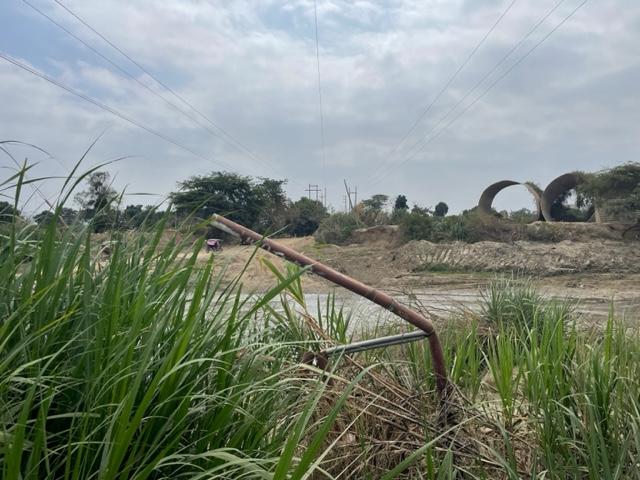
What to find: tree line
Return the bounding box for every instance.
[4,170,453,241]
[16,171,330,237]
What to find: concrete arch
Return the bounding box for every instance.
[540,172,584,222]
[478,180,543,221]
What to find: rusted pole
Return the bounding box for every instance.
[211,215,451,397]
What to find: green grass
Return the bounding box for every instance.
[3,164,640,478]
[0,168,373,479]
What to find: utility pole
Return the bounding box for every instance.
[343,180,358,212]
[306,184,321,202]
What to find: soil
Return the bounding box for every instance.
[203,230,640,324]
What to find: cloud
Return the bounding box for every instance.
[1,0,639,216]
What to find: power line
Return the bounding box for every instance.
[312,0,327,190]
[386,0,568,180]
[0,52,240,172]
[366,0,568,186]
[368,0,587,187]
[49,0,303,186]
[377,0,519,169]
[22,0,254,166]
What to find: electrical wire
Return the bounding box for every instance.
[366,0,567,186]
[378,0,519,169]
[367,0,588,187]
[312,0,327,200]
[49,0,302,186]
[381,0,568,181]
[22,0,266,171]
[0,52,240,172]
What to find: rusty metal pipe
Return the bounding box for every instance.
[211,214,450,396]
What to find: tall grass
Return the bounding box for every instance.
[3,164,640,478]
[0,168,372,479]
[343,279,640,478]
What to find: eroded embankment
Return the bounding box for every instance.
[397,239,640,275]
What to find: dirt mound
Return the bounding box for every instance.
[398,239,640,275]
[520,221,628,242]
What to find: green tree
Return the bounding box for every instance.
[508,208,536,224]
[121,204,144,229]
[170,172,289,233]
[577,163,640,221]
[171,172,259,228]
[360,194,389,226]
[119,204,166,230]
[394,195,408,211]
[391,194,409,222]
[399,207,433,241]
[253,178,288,233]
[0,201,20,224]
[34,207,78,227]
[286,198,328,236]
[75,172,118,232]
[434,201,449,217]
[33,210,55,226]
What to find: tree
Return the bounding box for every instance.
[360,194,389,226]
[434,201,449,217]
[171,172,259,228]
[508,208,535,224]
[60,207,78,225]
[33,210,55,226]
[577,163,640,221]
[399,206,433,241]
[391,194,409,222]
[253,178,288,233]
[0,201,20,223]
[75,172,118,232]
[170,172,289,233]
[121,204,144,229]
[394,195,408,211]
[34,207,78,227]
[118,204,166,230]
[286,197,328,236]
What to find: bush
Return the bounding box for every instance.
[398,209,434,241]
[399,210,477,243]
[577,163,640,222]
[398,208,576,244]
[314,213,360,244]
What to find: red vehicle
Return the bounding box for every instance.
[205,238,223,252]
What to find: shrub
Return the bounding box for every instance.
[398,208,434,241]
[399,210,477,243]
[314,212,360,244]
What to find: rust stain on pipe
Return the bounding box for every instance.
[211,214,450,397]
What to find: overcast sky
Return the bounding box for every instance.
[1,0,639,216]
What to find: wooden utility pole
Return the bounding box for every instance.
[306,184,321,202]
[343,180,358,212]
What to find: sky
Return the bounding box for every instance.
[1,0,639,216]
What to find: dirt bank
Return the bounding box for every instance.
[398,239,640,275]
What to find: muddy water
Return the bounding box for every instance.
[299,283,640,332]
